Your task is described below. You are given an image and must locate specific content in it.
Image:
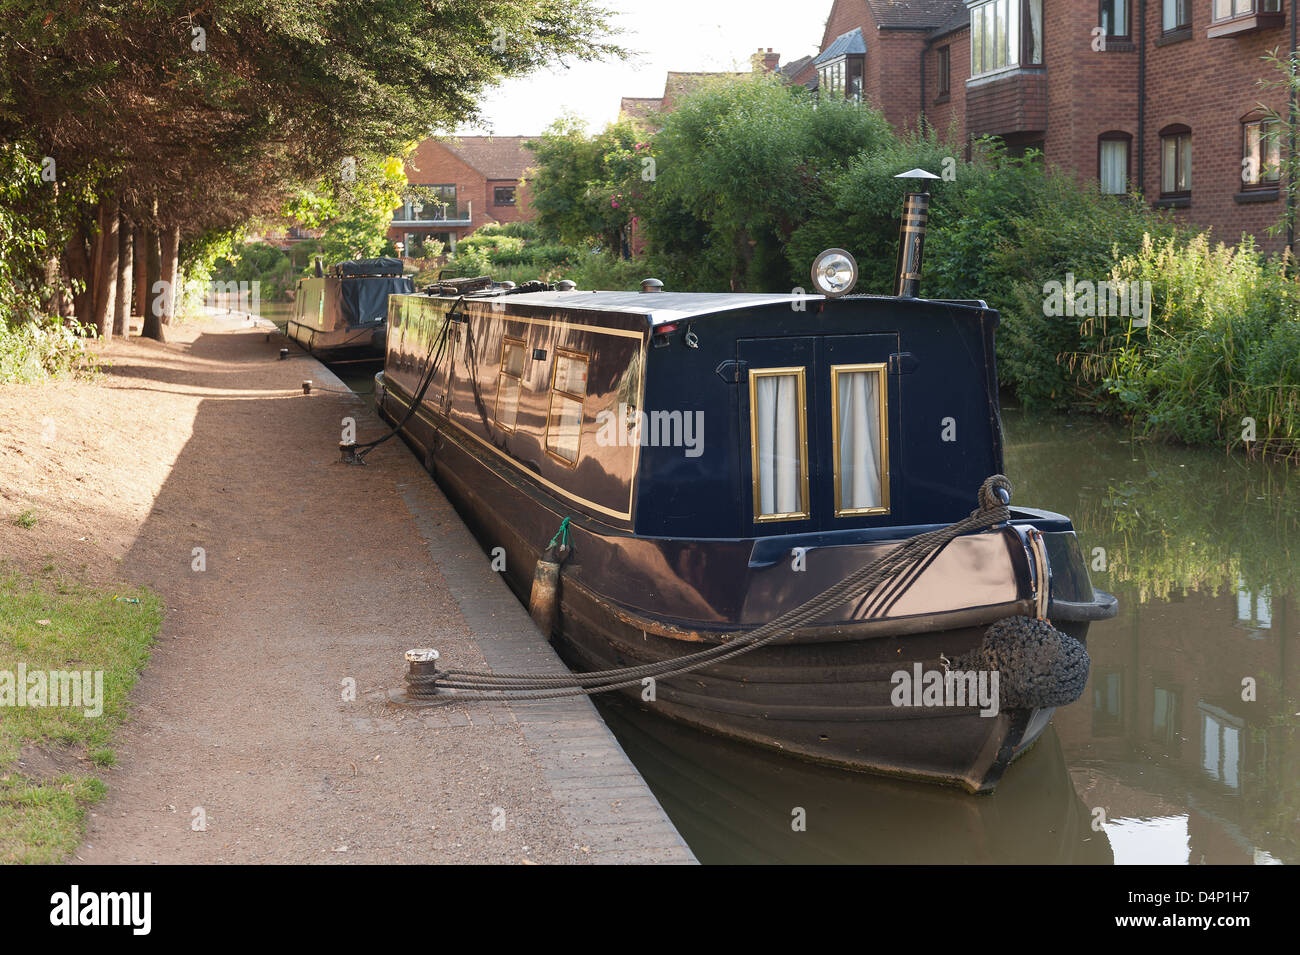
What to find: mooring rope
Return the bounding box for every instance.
[405,475,1014,704]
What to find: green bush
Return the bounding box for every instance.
[0,315,99,383]
[210,241,296,302]
[1067,234,1300,455]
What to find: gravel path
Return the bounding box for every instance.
[1,313,691,864]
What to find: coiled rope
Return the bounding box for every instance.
[405,475,1014,704]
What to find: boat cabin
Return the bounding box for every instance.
[288,256,414,359]
[381,287,1003,541]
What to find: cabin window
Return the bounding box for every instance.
[749,368,810,521]
[831,364,889,515]
[495,337,526,432]
[546,350,589,466]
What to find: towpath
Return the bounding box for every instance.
[0,311,693,864]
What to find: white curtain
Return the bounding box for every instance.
[837,370,882,510]
[756,375,801,516]
[1100,139,1127,194]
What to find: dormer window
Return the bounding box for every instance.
[968,0,1043,79]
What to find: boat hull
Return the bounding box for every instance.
[378,374,1112,793]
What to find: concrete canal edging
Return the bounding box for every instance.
[398,487,696,864]
[309,327,696,864]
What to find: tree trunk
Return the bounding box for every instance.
[160,224,180,324]
[133,227,147,318]
[142,225,165,341]
[114,216,133,339]
[92,200,119,341]
[65,223,94,327]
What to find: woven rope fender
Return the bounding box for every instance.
[954,616,1090,710]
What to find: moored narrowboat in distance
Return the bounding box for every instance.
[373,200,1118,793]
[287,256,414,361]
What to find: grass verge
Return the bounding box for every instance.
[0,568,162,862]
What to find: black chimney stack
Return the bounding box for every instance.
[892,169,941,299]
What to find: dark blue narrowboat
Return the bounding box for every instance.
[373,216,1117,793]
[287,256,414,361]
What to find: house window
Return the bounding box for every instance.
[1099,132,1131,194]
[1200,705,1243,790]
[493,185,516,206]
[1242,118,1282,188]
[1160,125,1192,196]
[970,0,1043,78]
[937,46,951,96]
[1236,576,1273,627]
[1100,0,1131,38]
[830,364,889,516]
[494,338,526,432]
[749,367,809,521]
[1162,0,1191,29]
[1152,686,1181,747]
[545,350,588,466]
[817,54,864,100]
[1214,0,1281,20]
[396,184,457,222]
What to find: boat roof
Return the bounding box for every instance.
[461,290,828,326]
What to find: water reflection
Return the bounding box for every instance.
[1005,410,1298,866]
[591,411,1298,864]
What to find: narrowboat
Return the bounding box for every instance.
[287,256,414,361]
[372,207,1117,793]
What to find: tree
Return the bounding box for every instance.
[0,0,624,337]
[639,76,894,291]
[525,117,645,255]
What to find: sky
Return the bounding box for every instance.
[454,0,830,137]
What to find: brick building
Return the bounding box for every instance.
[815,0,1296,249]
[388,136,536,255]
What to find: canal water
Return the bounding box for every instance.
[313,311,1296,864]
[596,411,1299,865]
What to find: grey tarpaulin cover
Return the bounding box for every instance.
[328,274,415,326]
[329,256,405,277]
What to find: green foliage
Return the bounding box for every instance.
[1065,234,1300,455]
[291,155,407,266]
[209,241,297,302]
[0,141,92,327]
[641,78,893,291]
[0,571,163,862]
[0,314,99,383]
[525,116,646,253]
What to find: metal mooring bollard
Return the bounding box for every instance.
[405,648,441,698]
[279,347,289,360]
[302,380,312,395]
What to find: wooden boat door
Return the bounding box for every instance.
[739,333,897,532]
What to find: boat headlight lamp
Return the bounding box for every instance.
[811,248,858,298]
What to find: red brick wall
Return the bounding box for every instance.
[821,0,873,50]
[926,29,969,144]
[390,141,534,246]
[1040,2,1139,192]
[875,3,1290,251]
[1140,5,1289,249]
[867,30,929,133]
[967,69,1048,136]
